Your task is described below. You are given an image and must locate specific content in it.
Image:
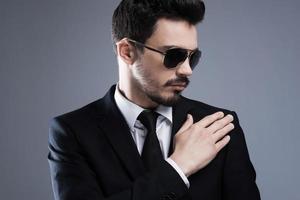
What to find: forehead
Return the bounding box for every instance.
[146,18,198,49]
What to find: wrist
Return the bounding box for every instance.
[169,154,193,177]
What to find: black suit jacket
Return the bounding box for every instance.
[48,85,260,200]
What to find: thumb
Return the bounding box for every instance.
[177,114,193,134]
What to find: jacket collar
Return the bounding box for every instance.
[94,85,146,179]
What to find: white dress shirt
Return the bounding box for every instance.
[114,85,189,187]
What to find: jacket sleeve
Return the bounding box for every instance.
[223,111,261,200]
[48,117,188,200]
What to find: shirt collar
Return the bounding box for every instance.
[114,84,173,130]
[156,104,172,123]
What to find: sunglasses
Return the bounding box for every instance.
[128,39,201,70]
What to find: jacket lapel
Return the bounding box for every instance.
[93,86,211,179]
[169,97,209,156]
[168,97,192,156]
[95,85,145,180]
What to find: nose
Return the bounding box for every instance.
[176,59,193,77]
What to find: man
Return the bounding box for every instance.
[48,0,260,200]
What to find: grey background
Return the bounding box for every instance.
[1,0,299,199]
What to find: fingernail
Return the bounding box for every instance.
[227,114,233,120]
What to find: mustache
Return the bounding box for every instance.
[165,77,190,86]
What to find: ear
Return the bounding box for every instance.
[116,38,137,65]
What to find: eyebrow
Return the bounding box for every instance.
[161,45,178,50]
[160,45,198,51]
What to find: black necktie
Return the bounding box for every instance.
[138,110,164,170]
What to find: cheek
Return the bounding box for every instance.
[149,68,173,88]
[141,54,175,87]
[142,52,166,72]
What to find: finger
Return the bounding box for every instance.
[177,114,193,134]
[212,123,234,142]
[215,135,231,152]
[196,111,224,128]
[206,114,234,133]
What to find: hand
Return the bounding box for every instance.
[170,112,234,177]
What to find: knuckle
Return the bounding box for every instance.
[194,123,205,132]
[210,136,216,145]
[224,123,233,132]
[214,111,223,117]
[222,118,231,126]
[204,112,218,121]
[214,121,222,127]
[201,127,210,135]
[201,115,211,123]
[218,129,226,136]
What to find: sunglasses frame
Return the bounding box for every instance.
[127,38,201,69]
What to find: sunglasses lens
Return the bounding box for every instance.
[189,50,201,70]
[164,48,188,68]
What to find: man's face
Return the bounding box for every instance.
[131,18,198,106]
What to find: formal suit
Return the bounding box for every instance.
[48,85,260,200]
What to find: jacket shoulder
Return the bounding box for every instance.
[51,97,106,126]
[180,96,233,114]
[179,96,241,124]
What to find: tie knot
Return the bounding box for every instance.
[137,110,158,132]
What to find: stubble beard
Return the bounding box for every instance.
[133,66,184,107]
[145,87,182,106]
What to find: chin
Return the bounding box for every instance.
[147,90,182,106]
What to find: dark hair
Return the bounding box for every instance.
[112,0,205,50]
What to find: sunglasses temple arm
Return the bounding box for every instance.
[128,39,166,55]
[143,45,165,55]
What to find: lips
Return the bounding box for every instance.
[169,82,187,87]
[171,83,186,86]
[168,83,187,91]
[165,77,190,88]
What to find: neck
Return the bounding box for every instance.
[118,81,158,109]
